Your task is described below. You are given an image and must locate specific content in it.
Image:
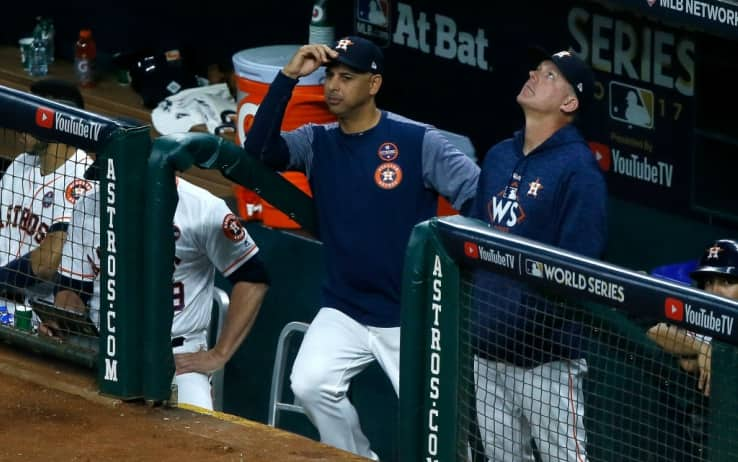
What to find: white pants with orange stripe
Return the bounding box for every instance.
[474,356,589,462]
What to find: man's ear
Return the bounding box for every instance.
[369,74,383,96]
[561,95,579,114]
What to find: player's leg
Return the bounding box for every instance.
[173,333,214,410]
[175,371,213,410]
[474,356,534,462]
[525,358,588,462]
[366,324,400,395]
[289,307,378,459]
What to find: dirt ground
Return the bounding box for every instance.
[0,343,367,462]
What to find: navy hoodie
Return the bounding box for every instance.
[469,124,607,367]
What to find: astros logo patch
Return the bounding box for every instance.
[42,191,54,208]
[707,245,723,259]
[64,179,93,204]
[374,162,403,189]
[222,213,246,241]
[377,142,399,162]
[527,178,543,197]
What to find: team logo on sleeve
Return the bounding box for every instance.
[64,179,93,204]
[377,142,399,161]
[374,162,402,189]
[222,213,246,241]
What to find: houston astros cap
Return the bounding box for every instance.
[529,46,594,112]
[329,36,384,74]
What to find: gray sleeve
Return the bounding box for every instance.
[421,128,480,210]
[282,123,315,178]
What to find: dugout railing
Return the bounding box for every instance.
[400,215,738,462]
[0,84,148,386]
[0,87,315,405]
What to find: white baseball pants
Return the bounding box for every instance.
[475,356,589,462]
[173,331,213,411]
[290,308,400,461]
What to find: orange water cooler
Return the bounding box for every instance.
[233,45,336,229]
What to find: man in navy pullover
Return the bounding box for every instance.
[468,48,606,462]
[243,36,479,459]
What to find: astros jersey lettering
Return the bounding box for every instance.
[0,150,93,266]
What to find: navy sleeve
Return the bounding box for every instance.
[242,72,297,170]
[556,167,608,259]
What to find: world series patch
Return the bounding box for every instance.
[374,162,402,189]
[377,142,399,162]
[42,191,54,208]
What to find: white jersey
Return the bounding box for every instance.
[58,178,259,338]
[0,149,93,266]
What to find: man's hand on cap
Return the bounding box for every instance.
[282,44,337,80]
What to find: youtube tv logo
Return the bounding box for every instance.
[464,241,479,259]
[36,107,54,129]
[588,141,611,172]
[664,297,685,321]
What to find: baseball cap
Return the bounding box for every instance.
[130,49,199,109]
[329,36,384,74]
[690,239,738,284]
[30,78,84,109]
[529,46,594,112]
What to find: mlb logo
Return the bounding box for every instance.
[525,259,544,278]
[36,107,54,129]
[608,81,654,129]
[664,297,685,321]
[464,241,479,259]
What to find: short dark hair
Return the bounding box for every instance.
[30,79,85,109]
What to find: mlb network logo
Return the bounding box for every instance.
[36,107,54,129]
[464,241,479,259]
[664,297,684,321]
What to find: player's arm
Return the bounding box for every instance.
[555,166,608,258]
[242,71,301,171]
[647,322,706,356]
[421,128,480,214]
[175,255,269,374]
[0,220,69,292]
[54,274,93,313]
[30,225,68,280]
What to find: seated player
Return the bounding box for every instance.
[0,79,94,314]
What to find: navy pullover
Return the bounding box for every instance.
[469,124,607,367]
[245,72,479,327]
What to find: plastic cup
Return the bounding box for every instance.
[14,306,32,332]
[18,37,33,71]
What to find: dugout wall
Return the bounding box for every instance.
[0,85,150,399]
[400,215,738,462]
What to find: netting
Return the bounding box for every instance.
[0,85,125,367]
[399,216,738,462]
[459,270,718,461]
